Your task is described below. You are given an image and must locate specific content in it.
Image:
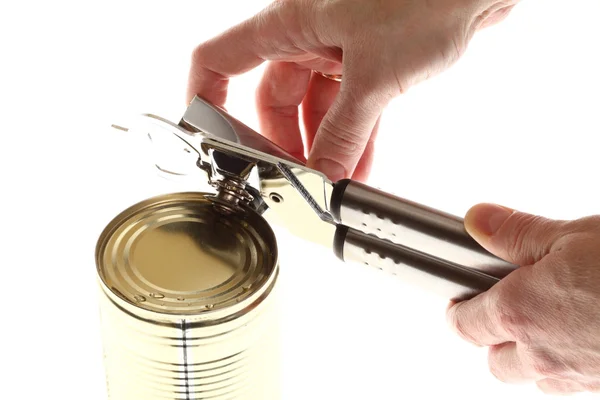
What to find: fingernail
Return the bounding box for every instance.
[466,204,514,237]
[312,159,347,182]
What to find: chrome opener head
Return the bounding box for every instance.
[117,95,518,302]
[122,95,337,247]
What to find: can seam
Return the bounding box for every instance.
[181,319,190,400]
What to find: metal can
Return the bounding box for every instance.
[95,192,280,400]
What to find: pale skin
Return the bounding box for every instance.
[186,0,600,395]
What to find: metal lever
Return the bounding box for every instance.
[113,96,518,303]
[334,227,501,300]
[330,179,518,301]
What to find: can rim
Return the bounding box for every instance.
[95,191,279,323]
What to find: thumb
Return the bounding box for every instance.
[306,75,388,182]
[464,203,566,266]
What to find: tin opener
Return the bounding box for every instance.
[116,96,517,302]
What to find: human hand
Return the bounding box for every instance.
[447,203,600,395]
[186,0,518,182]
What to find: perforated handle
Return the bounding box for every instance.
[330,179,517,300]
[334,226,499,301]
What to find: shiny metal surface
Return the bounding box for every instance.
[124,99,336,248]
[179,97,336,245]
[333,180,517,280]
[96,192,280,399]
[313,70,343,82]
[116,96,516,301]
[338,227,500,301]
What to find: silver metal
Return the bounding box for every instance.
[178,98,336,225]
[96,192,281,399]
[125,100,336,247]
[117,95,517,301]
[340,227,502,301]
[334,180,517,280]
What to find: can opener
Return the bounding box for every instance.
[115,95,517,302]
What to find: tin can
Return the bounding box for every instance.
[95,192,280,400]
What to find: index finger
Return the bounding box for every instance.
[186,3,303,105]
[446,288,514,346]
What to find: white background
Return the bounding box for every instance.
[2,0,599,399]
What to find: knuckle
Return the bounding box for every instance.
[265,104,298,119]
[191,43,208,66]
[500,214,550,264]
[190,42,221,77]
[446,300,485,346]
[319,116,366,157]
[268,0,317,49]
[549,232,599,286]
[530,358,556,377]
[271,1,300,34]
[502,214,538,259]
[493,294,531,343]
[528,352,567,378]
[574,215,600,234]
[190,43,226,84]
[451,310,476,343]
[551,231,578,253]
[538,252,576,295]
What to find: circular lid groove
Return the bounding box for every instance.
[96,192,277,315]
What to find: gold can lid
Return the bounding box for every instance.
[96,192,277,316]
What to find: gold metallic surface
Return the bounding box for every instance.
[96,192,280,399]
[313,70,342,82]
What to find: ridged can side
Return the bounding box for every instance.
[95,192,280,399]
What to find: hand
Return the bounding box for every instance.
[186,0,518,182]
[447,203,600,395]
